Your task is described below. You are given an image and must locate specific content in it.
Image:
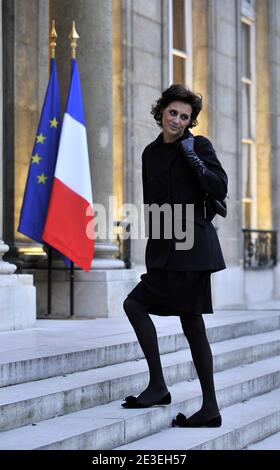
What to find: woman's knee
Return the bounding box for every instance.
[180,314,206,339]
[123,296,148,318]
[123,297,132,315]
[123,296,140,314]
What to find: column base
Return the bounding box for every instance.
[28,268,138,318]
[212,265,246,308]
[0,274,36,331]
[212,264,277,308]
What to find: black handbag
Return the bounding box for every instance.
[204,193,228,221]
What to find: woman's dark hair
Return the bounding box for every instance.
[151,84,203,129]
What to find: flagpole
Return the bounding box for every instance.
[47,246,53,316]
[46,20,58,316]
[68,21,80,317]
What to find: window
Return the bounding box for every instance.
[169,0,192,87]
[241,3,256,229]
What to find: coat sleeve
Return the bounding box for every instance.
[142,147,149,204]
[193,136,228,200]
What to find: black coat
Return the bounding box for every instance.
[142,129,228,272]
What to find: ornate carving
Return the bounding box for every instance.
[0,241,17,274]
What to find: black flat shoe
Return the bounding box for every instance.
[171,412,222,428]
[121,392,171,409]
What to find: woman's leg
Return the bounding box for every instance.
[123,297,169,404]
[179,314,220,422]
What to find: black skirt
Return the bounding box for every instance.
[128,269,213,316]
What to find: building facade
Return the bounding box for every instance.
[1,0,280,327]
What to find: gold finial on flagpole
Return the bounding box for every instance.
[50,19,58,59]
[69,21,79,59]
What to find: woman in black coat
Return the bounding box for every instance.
[122,84,228,428]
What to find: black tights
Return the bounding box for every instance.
[123,297,219,418]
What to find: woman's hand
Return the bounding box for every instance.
[180,136,195,153]
[179,137,207,177]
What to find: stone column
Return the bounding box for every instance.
[0,0,3,244]
[2,0,49,263]
[207,0,245,307]
[35,0,138,317]
[0,0,16,274]
[50,0,123,269]
[0,0,36,330]
[122,0,164,271]
[256,0,272,230]
[269,0,280,295]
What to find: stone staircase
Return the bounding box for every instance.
[0,309,279,450]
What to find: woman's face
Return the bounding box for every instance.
[161,101,192,141]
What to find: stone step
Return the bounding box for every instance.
[115,388,280,450]
[0,355,279,449]
[0,330,279,432]
[246,431,280,449]
[0,311,279,387]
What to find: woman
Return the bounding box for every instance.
[122,84,228,428]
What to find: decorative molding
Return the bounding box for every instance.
[241,0,256,22]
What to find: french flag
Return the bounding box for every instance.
[42,59,94,271]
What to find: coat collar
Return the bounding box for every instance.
[149,128,193,148]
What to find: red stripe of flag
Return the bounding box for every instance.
[42,178,94,271]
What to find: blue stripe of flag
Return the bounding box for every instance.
[65,59,85,126]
